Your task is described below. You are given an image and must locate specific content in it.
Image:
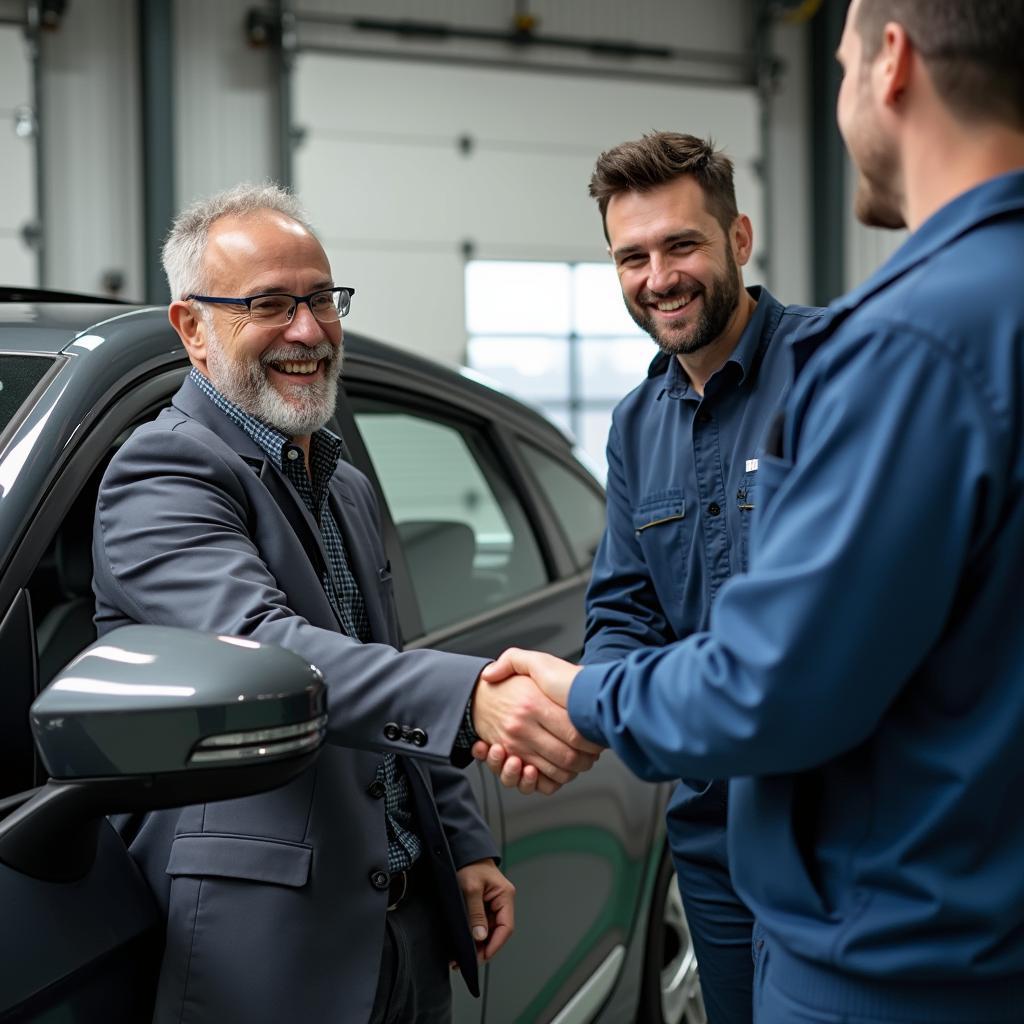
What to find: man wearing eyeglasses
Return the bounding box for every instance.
[91,183,600,1024]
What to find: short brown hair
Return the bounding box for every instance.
[588,132,739,242]
[855,0,1024,129]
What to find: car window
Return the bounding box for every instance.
[352,400,548,634]
[0,354,56,434]
[518,441,606,568]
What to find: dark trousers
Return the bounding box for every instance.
[368,862,453,1024]
[668,779,755,1024]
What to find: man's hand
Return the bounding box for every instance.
[482,647,583,707]
[471,667,600,796]
[472,650,600,795]
[455,858,515,963]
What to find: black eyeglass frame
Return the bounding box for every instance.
[186,286,355,324]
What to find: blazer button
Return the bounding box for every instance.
[367,780,386,799]
[409,728,428,747]
[370,869,390,891]
[383,722,400,741]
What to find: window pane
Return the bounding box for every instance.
[354,405,548,634]
[572,263,645,337]
[519,442,606,569]
[466,261,571,335]
[466,336,569,402]
[578,409,617,482]
[0,354,56,432]
[580,336,657,401]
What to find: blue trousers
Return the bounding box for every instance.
[668,779,755,1024]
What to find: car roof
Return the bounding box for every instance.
[0,299,572,446]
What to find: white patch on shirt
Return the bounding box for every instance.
[745,458,759,473]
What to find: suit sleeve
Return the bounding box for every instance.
[428,763,500,868]
[569,325,997,779]
[94,424,488,765]
[582,419,678,665]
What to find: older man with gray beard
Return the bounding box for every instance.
[92,183,600,1024]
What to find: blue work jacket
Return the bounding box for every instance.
[570,170,1024,1017]
[582,286,820,860]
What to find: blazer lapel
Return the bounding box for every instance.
[257,463,334,582]
[172,377,334,596]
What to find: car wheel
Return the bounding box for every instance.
[639,848,707,1024]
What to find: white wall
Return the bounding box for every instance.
[173,0,279,210]
[294,53,763,363]
[0,24,36,286]
[767,15,812,306]
[1,0,817,353]
[40,0,143,299]
[293,0,754,73]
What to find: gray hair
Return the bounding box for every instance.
[161,182,312,301]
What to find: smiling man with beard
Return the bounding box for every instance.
[476,133,820,1023]
[91,184,603,1024]
[580,134,820,1024]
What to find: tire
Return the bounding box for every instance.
[638,847,708,1024]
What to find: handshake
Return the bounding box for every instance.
[470,648,604,796]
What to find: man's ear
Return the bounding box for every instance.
[877,21,913,108]
[169,300,207,371]
[731,214,754,268]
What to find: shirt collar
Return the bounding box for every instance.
[188,367,344,476]
[816,169,1024,329]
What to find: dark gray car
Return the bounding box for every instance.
[0,293,704,1024]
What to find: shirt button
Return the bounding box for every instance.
[708,503,721,516]
[369,869,390,891]
[383,722,400,741]
[367,781,386,799]
[285,447,300,462]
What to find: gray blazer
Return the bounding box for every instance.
[93,377,497,1023]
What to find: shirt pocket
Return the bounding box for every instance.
[742,452,792,566]
[752,452,791,512]
[631,490,692,602]
[736,470,760,571]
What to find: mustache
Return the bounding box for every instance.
[637,285,700,306]
[260,342,339,366]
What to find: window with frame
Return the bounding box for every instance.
[352,398,548,635]
[465,260,655,480]
[518,441,606,570]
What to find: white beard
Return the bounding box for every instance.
[204,321,342,436]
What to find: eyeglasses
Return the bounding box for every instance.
[186,287,354,327]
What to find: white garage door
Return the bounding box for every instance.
[0,24,37,287]
[292,54,762,365]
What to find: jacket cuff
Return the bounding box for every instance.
[567,664,610,746]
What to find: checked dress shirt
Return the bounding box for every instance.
[190,368,424,870]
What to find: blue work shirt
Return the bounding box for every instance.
[570,170,1024,1018]
[582,286,820,861]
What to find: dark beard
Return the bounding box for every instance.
[854,173,906,230]
[626,245,742,357]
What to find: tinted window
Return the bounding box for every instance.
[519,442,606,568]
[0,354,56,433]
[354,401,548,634]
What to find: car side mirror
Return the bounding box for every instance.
[0,625,326,882]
